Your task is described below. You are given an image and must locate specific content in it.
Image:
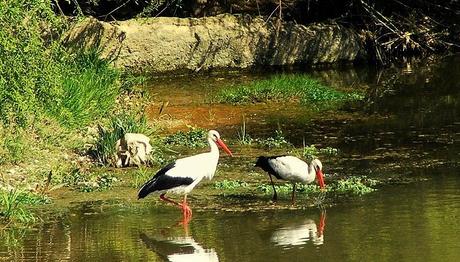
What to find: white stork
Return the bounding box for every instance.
[138,130,233,220]
[255,156,325,203]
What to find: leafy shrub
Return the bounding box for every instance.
[1,133,27,165]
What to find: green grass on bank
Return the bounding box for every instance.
[0,1,139,167]
[217,74,363,109]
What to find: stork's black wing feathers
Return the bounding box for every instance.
[137,162,194,199]
[254,155,286,179]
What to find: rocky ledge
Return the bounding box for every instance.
[64,14,367,74]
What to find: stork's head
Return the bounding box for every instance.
[208,130,233,156]
[311,159,325,190]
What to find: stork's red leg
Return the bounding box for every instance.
[160,193,180,206]
[180,194,193,219]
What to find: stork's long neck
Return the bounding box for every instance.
[307,162,316,182]
[208,138,219,157]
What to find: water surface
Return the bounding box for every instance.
[2,55,460,261]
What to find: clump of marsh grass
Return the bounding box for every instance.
[217,74,364,109]
[0,189,48,225]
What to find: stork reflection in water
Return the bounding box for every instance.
[271,210,326,248]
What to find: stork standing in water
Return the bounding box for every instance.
[138,130,233,220]
[255,156,325,204]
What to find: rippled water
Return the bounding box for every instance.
[1,55,460,261]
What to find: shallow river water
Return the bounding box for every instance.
[1,55,460,261]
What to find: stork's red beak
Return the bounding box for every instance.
[316,170,325,190]
[216,139,233,156]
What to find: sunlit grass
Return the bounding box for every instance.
[49,49,120,128]
[0,189,49,225]
[217,74,363,109]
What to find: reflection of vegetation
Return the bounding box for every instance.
[218,74,363,109]
[0,227,28,250]
[164,127,208,148]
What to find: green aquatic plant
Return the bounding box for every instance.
[84,172,117,192]
[331,176,379,195]
[257,176,378,197]
[214,180,249,190]
[164,127,208,148]
[257,183,321,196]
[217,74,363,109]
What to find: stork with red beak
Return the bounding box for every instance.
[138,130,233,221]
[255,156,325,204]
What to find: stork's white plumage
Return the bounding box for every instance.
[138,130,232,220]
[255,156,325,203]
